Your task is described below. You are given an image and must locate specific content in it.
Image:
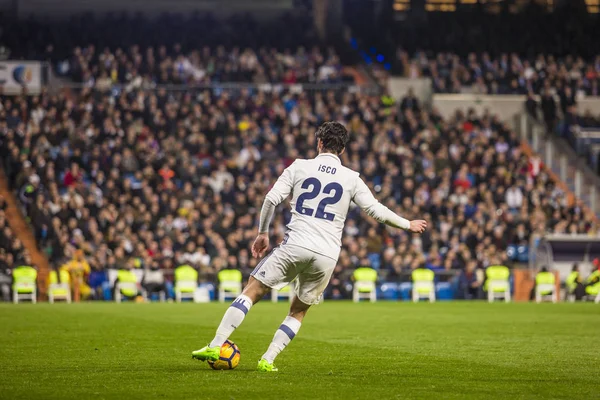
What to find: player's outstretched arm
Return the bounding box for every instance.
[352,176,427,234]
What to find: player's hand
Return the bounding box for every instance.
[408,220,427,234]
[251,233,269,258]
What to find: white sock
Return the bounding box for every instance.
[262,316,302,363]
[209,295,253,348]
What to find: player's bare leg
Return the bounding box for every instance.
[192,277,270,362]
[240,276,272,304]
[258,295,311,372]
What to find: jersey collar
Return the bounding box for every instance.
[316,153,341,164]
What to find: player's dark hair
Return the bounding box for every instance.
[315,121,349,155]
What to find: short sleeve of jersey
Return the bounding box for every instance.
[265,161,296,205]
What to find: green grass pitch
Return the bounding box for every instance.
[1,302,599,400]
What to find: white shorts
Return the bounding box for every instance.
[251,243,337,305]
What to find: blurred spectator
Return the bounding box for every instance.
[0,249,12,302]
[525,92,539,121]
[458,260,484,300]
[88,261,108,300]
[566,263,585,301]
[325,264,351,300]
[505,185,524,210]
[400,88,420,113]
[540,89,557,134]
[586,259,600,291]
[559,86,577,115]
[61,249,92,300]
[142,259,167,298]
[0,195,28,281]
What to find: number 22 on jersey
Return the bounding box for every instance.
[295,178,343,221]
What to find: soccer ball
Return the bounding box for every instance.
[208,340,241,370]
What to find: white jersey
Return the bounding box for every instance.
[264,153,410,260]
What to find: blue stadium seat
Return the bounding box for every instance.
[435,282,453,301]
[517,246,529,263]
[506,245,517,261]
[399,282,413,301]
[379,282,399,300]
[367,253,381,270]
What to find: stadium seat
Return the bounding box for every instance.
[435,281,454,301]
[218,269,242,303]
[192,285,211,303]
[484,265,511,303]
[517,246,529,263]
[352,267,377,302]
[144,288,166,303]
[367,253,381,270]
[174,265,198,303]
[411,268,435,303]
[48,269,71,304]
[506,245,517,261]
[115,269,139,303]
[379,282,400,300]
[271,281,294,303]
[398,282,413,301]
[535,271,557,303]
[12,266,37,304]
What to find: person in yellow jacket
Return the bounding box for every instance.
[585,259,600,297]
[61,249,92,300]
[566,263,584,300]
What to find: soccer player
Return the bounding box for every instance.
[192,122,427,371]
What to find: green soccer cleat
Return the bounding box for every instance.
[191,345,220,362]
[257,359,278,372]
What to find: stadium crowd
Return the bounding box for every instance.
[67,44,344,87]
[0,81,596,300]
[5,8,600,97]
[0,195,29,301]
[394,51,600,96]
[2,13,349,86]
[346,2,600,97]
[1,7,598,300]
